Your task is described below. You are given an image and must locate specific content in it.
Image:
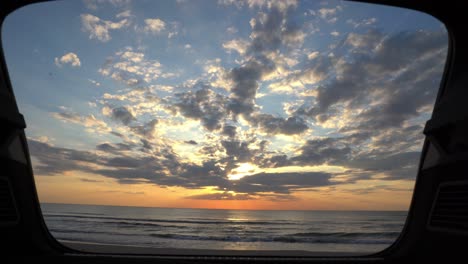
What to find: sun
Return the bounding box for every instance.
[227,163,261,181]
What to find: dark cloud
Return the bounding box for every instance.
[28,139,231,190]
[292,137,352,165]
[110,131,125,138]
[221,125,237,138]
[227,60,269,117]
[221,140,254,163]
[301,30,446,132]
[186,191,253,201]
[106,156,145,168]
[111,106,135,125]
[96,142,133,153]
[28,139,100,176]
[255,154,290,168]
[28,138,341,196]
[140,139,152,150]
[226,4,303,119]
[184,140,198,145]
[174,87,228,131]
[345,151,421,180]
[230,172,333,194]
[79,178,103,183]
[248,114,308,135]
[131,119,158,138]
[342,185,413,195]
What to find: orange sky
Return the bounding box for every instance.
[35,170,414,211]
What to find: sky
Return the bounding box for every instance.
[2,0,447,210]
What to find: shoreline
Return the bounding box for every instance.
[63,240,370,257]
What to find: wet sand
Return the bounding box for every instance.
[63,240,369,257]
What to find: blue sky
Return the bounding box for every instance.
[1,0,448,209]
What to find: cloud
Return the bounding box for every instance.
[54,53,81,67]
[307,51,319,60]
[99,47,164,85]
[167,21,181,39]
[80,178,103,183]
[81,13,130,42]
[318,8,337,19]
[219,0,299,12]
[131,119,158,138]
[28,139,102,176]
[52,111,110,133]
[347,17,377,28]
[268,55,331,93]
[143,18,166,34]
[248,114,308,135]
[96,142,134,153]
[88,79,101,86]
[116,10,132,18]
[297,30,446,135]
[110,106,135,125]
[84,0,131,10]
[221,125,237,138]
[186,191,254,200]
[28,137,338,197]
[221,3,307,119]
[230,171,333,194]
[317,6,341,23]
[226,26,238,34]
[292,137,352,166]
[174,86,228,131]
[221,140,255,163]
[222,39,249,55]
[345,152,421,181]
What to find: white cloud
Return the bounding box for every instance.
[307,51,319,60]
[184,44,192,49]
[81,13,130,42]
[347,18,377,28]
[226,26,238,34]
[116,10,132,18]
[167,21,181,39]
[98,47,166,85]
[346,32,381,49]
[318,8,336,18]
[218,0,298,12]
[88,79,101,86]
[144,18,166,34]
[330,31,340,37]
[52,111,111,134]
[217,0,244,9]
[55,52,81,67]
[84,0,131,10]
[120,50,144,63]
[317,6,341,23]
[222,39,249,55]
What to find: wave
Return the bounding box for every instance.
[44,213,296,226]
[148,231,399,244]
[49,227,398,245]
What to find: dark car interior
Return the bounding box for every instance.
[1,0,468,262]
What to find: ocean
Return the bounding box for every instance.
[41,203,407,253]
